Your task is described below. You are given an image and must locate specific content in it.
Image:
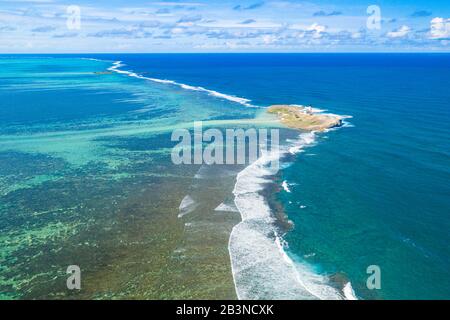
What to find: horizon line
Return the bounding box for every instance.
[1,51,450,55]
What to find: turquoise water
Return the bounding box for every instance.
[1,54,449,299]
[100,54,450,299]
[0,56,257,299]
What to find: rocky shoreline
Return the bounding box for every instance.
[267,105,343,131]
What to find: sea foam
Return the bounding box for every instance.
[108,59,355,300]
[281,180,291,193]
[108,61,256,107]
[229,132,348,300]
[215,203,239,213]
[178,195,197,218]
[343,282,358,300]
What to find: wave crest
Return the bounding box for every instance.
[229,132,348,300]
[108,61,256,107]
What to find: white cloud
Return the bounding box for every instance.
[307,23,326,38]
[351,32,362,39]
[262,34,276,44]
[387,25,411,38]
[0,1,449,52]
[429,17,450,39]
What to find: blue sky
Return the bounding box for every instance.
[0,0,449,52]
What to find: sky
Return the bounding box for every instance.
[0,0,449,53]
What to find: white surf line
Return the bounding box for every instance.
[178,195,198,218]
[214,203,239,213]
[273,233,329,300]
[103,58,355,300]
[229,130,355,300]
[230,143,332,300]
[343,282,358,300]
[80,57,104,62]
[281,180,291,193]
[108,61,258,108]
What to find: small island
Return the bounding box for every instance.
[267,105,343,131]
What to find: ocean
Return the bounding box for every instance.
[0,54,449,299]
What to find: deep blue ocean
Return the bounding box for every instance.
[1,54,449,299]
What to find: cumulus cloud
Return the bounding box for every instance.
[88,28,152,39]
[306,23,327,38]
[137,20,162,28]
[155,8,170,14]
[429,17,450,39]
[240,19,256,24]
[153,35,172,39]
[21,7,44,18]
[313,10,342,17]
[386,18,397,23]
[387,25,411,38]
[31,26,56,33]
[53,32,78,38]
[177,14,202,23]
[205,29,268,39]
[1,1,448,52]
[233,2,265,11]
[0,26,16,32]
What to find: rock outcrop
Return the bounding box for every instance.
[267,105,342,131]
